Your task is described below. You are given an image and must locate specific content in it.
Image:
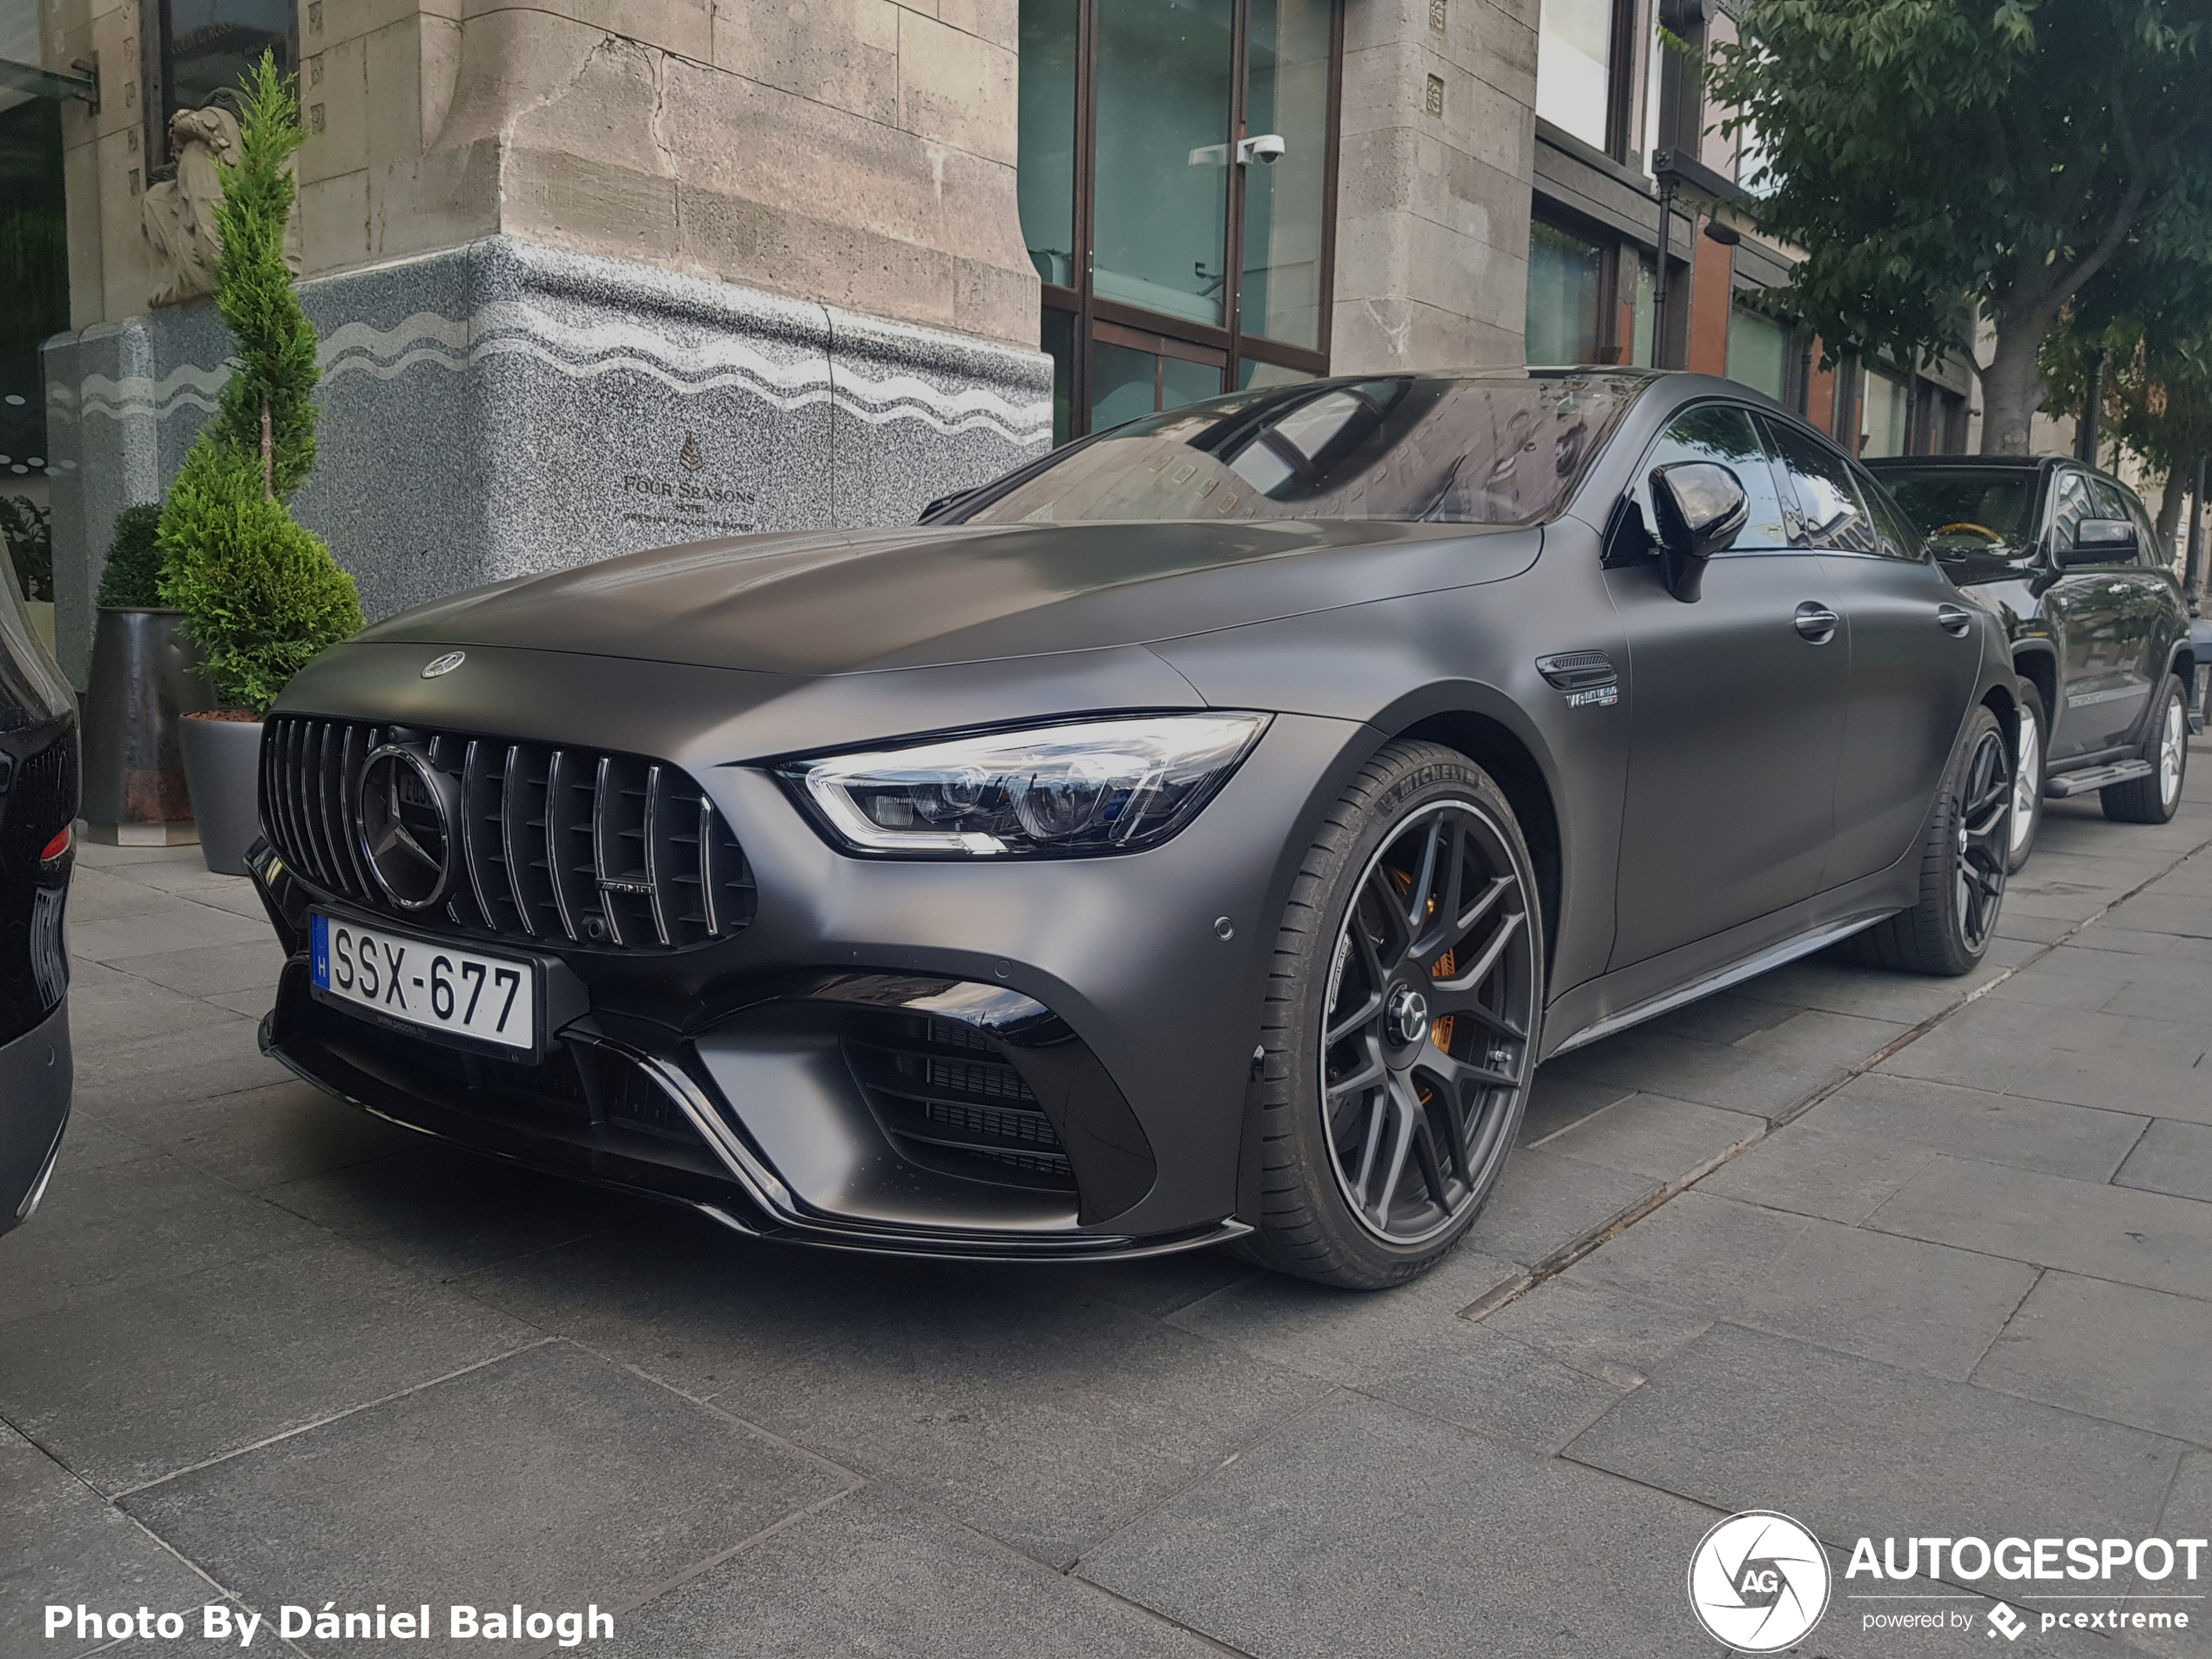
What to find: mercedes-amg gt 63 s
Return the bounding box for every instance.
[249,370,2020,1287]
[0,558,78,1238]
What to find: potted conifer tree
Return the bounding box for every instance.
[166,53,361,876]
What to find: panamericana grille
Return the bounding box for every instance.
[261,716,756,951]
[844,1013,1076,1190]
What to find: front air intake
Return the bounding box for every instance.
[260,717,756,952]
[843,1012,1077,1191]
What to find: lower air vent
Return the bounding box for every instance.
[843,1013,1076,1191]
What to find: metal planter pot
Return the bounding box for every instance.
[81,609,215,831]
[178,714,264,876]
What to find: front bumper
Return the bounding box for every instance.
[258,945,1247,1263]
[0,997,71,1236]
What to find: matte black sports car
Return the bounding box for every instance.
[0,564,77,1238]
[249,371,2019,1288]
[1868,455,2195,869]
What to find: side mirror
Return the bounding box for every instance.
[1648,461,1750,603]
[2059,517,2138,566]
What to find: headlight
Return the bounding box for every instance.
[782,713,1271,856]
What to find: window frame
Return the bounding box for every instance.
[1032,0,1346,440]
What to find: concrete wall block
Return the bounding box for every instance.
[298,31,368,185]
[96,128,154,323]
[300,170,371,268]
[501,31,678,185]
[502,145,681,266]
[360,17,430,172]
[367,138,502,262]
[463,0,713,64]
[935,0,1017,51]
[898,9,1016,165]
[711,0,901,127]
[63,137,105,331]
[677,189,961,334]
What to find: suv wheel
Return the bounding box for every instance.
[1237,741,1542,1289]
[1845,703,2011,976]
[2102,676,2189,824]
[2007,681,2046,873]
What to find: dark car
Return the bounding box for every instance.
[0,566,77,1238]
[1868,455,2194,867]
[248,370,2018,1289]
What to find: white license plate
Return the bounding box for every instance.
[311,913,536,1050]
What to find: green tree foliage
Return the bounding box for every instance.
[157,442,361,713]
[1710,1,2212,455]
[0,496,51,603]
[97,503,167,608]
[210,51,317,496]
[2044,317,2212,550]
[155,51,360,713]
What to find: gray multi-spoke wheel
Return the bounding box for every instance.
[1845,703,2011,976]
[2006,680,2045,873]
[1236,741,1542,1288]
[2102,676,2189,825]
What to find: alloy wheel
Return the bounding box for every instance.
[2010,705,2040,859]
[1955,726,2012,952]
[2161,692,2187,808]
[1320,799,1537,1245]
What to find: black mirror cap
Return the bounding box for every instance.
[1649,461,1750,601]
[2060,517,2139,565]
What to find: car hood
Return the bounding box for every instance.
[357,519,1541,676]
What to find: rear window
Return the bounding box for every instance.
[957,377,1635,529]
[1872,468,2041,557]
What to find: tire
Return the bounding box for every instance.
[1845,703,2010,976]
[1235,741,1544,1290]
[2006,680,2047,874]
[2102,675,2188,824]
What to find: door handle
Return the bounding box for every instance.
[1794,603,1839,644]
[1936,604,1973,637]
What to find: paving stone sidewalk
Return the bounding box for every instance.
[6,752,2212,1659]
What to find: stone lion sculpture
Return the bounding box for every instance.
[142,105,300,307]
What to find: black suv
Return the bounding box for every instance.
[1870,455,2193,867]
[0,569,76,1237]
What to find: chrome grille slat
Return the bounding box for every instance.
[697,793,719,937]
[260,716,753,953]
[501,743,539,938]
[643,765,671,947]
[590,753,623,948]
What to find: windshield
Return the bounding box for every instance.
[1872,468,2040,557]
[958,376,1635,528]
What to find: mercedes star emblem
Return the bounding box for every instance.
[357,745,456,910]
[421,651,467,679]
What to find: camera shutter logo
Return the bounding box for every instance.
[1688,1511,1831,1651]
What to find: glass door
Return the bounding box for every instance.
[1020,0,1344,442]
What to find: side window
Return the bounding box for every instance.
[1851,462,1926,561]
[2050,471,2094,554]
[1629,403,1793,555]
[2090,479,2151,566]
[1763,418,1878,554]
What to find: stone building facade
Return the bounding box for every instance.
[14,0,1975,688]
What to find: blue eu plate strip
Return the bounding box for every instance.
[311,913,331,989]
